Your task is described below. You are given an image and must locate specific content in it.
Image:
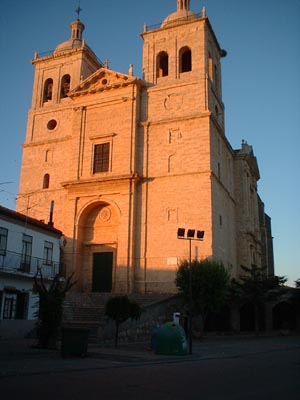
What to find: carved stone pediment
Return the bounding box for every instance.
[69,68,142,97]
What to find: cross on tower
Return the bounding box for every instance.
[104,59,111,69]
[75,1,82,19]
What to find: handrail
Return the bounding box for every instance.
[0,249,62,279]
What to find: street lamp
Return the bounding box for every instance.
[177,228,204,354]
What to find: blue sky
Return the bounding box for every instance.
[0,0,299,285]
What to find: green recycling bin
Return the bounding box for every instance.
[61,327,90,357]
[155,322,187,355]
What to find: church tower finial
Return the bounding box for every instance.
[177,0,190,11]
[70,19,85,40]
[75,1,82,20]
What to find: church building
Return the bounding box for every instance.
[17,0,274,294]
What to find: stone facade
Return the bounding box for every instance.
[17,1,274,294]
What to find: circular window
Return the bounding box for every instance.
[101,79,108,85]
[47,119,57,130]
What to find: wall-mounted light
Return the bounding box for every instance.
[177,228,185,238]
[177,228,205,241]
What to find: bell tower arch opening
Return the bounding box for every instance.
[179,46,192,73]
[60,74,71,98]
[177,0,190,11]
[157,51,169,78]
[43,78,53,103]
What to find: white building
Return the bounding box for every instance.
[0,205,62,331]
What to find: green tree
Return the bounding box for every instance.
[231,265,287,332]
[175,259,230,335]
[33,272,76,348]
[291,279,300,317]
[105,295,141,348]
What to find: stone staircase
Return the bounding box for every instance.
[62,292,181,342]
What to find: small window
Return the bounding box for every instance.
[43,241,53,265]
[168,155,174,173]
[43,78,53,102]
[157,51,169,77]
[218,162,221,179]
[43,174,50,189]
[0,227,8,256]
[180,47,192,73]
[60,74,71,98]
[93,143,110,173]
[215,105,219,118]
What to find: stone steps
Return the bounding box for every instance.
[62,292,180,343]
[63,292,175,322]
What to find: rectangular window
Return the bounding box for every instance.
[93,143,110,173]
[3,297,15,319]
[20,234,32,272]
[15,292,29,320]
[43,241,53,265]
[0,227,8,256]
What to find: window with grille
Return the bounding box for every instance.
[20,234,32,272]
[93,143,110,173]
[43,241,53,265]
[0,227,8,256]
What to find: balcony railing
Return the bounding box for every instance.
[0,249,62,279]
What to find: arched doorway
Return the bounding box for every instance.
[76,201,120,293]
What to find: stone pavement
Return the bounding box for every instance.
[0,335,299,379]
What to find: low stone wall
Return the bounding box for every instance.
[100,295,185,343]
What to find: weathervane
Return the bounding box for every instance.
[75,1,82,19]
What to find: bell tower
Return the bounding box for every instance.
[141,0,226,124]
[18,17,102,221]
[30,18,101,111]
[137,0,237,288]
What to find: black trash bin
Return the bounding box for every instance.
[61,327,90,357]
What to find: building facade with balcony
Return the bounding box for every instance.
[0,205,62,322]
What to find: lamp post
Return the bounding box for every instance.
[177,228,204,354]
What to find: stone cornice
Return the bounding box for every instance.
[31,46,101,70]
[140,111,211,127]
[61,173,142,188]
[22,136,72,148]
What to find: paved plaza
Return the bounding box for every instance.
[0,335,299,399]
